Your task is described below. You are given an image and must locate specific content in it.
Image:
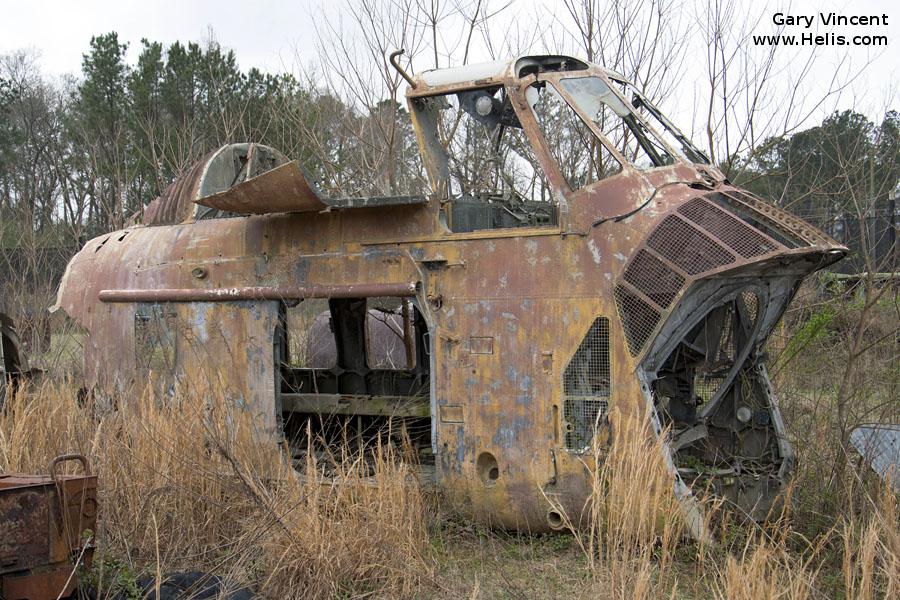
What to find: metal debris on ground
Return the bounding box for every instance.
[850,424,900,490]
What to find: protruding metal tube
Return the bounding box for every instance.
[389,49,417,89]
[99,282,420,303]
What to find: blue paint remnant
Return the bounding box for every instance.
[465,377,477,389]
[493,416,532,449]
[519,375,532,392]
[493,426,515,449]
[192,304,210,343]
[492,416,530,449]
[362,247,390,259]
[481,393,491,405]
[506,365,518,383]
[515,394,531,406]
[254,258,268,279]
[456,426,466,465]
[292,258,310,282]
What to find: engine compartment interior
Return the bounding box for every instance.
[650,287,787,519]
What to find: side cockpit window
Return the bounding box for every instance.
[610,78,710,165]
[417,86,558,232]
[528,81,624,189]
[557,76,676,171]
[134,303,177,374]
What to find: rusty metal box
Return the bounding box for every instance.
[0,455,97,600]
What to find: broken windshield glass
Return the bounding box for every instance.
[557,76,676,170]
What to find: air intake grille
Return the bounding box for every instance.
[707,193,806,248]
[614,286,661,356]
[563,318,610,452]
[622,249,685,309]
[741,290,759,324]
[647,215,735,275]
[678,198,779,258]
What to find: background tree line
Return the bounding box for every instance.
[0,0,895,333]
[0,0,896,350]
[0,33,421,241]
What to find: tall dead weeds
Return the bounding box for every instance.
[0,376,431,599]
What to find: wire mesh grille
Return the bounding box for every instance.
[731,191,834,246]
[707,193,806,249]
[622,249,685,309]
[694,373,725,404]
[647,215,736,275]
[740,291,759,324]
[563,318,610,452]
[678,198,779,258]
[717,308,736,362]
[614,285,661,356]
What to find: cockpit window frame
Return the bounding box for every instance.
[407,62,706,210]
[533,71,691,174]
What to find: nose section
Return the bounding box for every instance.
[612,188,845,524]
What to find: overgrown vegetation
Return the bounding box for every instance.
[1,329,897,599]
[2,287,898,598]
[0,376,431,599]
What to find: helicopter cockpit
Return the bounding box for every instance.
[409,55,711,232]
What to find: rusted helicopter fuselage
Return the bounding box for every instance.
[54,55,845,532]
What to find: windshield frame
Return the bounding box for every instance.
[533,71,692,175]
[609,77,711,165]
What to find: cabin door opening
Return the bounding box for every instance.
[276,296,433,474]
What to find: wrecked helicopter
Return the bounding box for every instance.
[52,53,845,534]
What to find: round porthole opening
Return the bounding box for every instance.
[476,452,499,486]
[547,510,565,530]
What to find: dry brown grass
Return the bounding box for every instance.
[0,377,431,599]
[539,407,898,600]
[1,374,897,598]
[564,409,688,597]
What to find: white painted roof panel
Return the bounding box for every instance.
[419,60,510,87]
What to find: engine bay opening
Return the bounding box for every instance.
[650,287,788,520]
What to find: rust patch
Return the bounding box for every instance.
[1,455,98,600]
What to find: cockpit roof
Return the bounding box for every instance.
[412,54,623,94]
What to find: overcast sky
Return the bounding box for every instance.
[2,0,897,134]
[2,0,325,77]
[2,1,895,74]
